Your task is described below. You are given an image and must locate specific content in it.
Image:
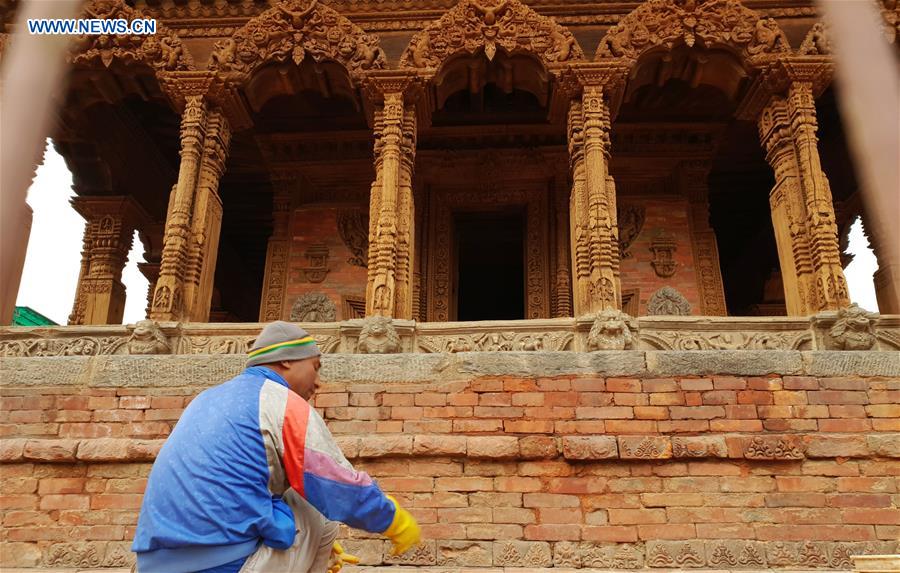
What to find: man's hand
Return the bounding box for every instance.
[327,541,360,573]
[383,495,421,556]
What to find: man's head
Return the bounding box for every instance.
[247,321,322,400]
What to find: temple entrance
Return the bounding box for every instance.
[454,210,525,321]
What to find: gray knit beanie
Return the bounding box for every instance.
[247,321,321,367]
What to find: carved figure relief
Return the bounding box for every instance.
[126,320,170,355]
[650,230,678,277]
[208,0,385,82]
[596,0,790,63]
[826,303,879,350]
[300,243,330,283]
[337,210,369,267]
[617,205,646,259]
[587,309,638,350]
[69,0,195,71]
[357,315,402,354]
[647,286,692,316]
[290,293,337,322]
[398,0,584,69]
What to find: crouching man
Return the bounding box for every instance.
[132,321,420,573]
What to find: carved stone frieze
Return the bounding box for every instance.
[208,0,385,83]
[596,0,790,65]
[399,0,584,70]
[587,309,638,351]
[742,435,805,460]
[641,330,810,351]
[0,336,127,357]
[290,293,337,322]
[418,331,573,353]
[126,320,170,355]
[337,210,369,268]
[647,286,692,316]
[69,0,195,72]
[357,316,402,354]
[821,303,880,351]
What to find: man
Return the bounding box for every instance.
[132,321,420,573]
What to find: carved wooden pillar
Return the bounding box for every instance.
[137,223,164,319]
[364,76,419,319]
[150,96,207,321]
[69,197,149,325]
[184,109,231,322]
[150,95,232,322]
[755,62,849,315]
[566,67,626,316]
[259,185,291,322]
[680,160,728,315]
[553,170,572,318]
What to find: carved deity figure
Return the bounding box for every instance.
[127,320,171,355]
[357,315,402,354]
[827,303,879,350]
[587,309,638,351]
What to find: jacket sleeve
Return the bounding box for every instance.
[280,390,397,533]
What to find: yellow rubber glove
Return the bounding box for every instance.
[382,495,421,556]
[327,541,360,573]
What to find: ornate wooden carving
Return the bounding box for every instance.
[208,0,385,83]
[68,0,195,72]
[69,197,150,325]
[365,78,418,319]
[617,205,645,259]
[300,243,330,283]
[757,63,850,315]
[259,190,291,322]
[647,286,692,316]
[337,210,369,267]
[398,0,583,71]
[650,231,678,278]
[290,293,337,322]
[596,0,790,66]
[426,186,550,322]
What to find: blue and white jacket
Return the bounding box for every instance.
[132,366,397,573]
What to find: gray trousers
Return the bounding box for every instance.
[239,489,340,573]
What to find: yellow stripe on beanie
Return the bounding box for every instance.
[247,336,316,358]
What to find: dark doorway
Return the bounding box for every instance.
[454,210,525,321]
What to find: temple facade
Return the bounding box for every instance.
[12,0,896,328]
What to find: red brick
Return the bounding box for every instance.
[679,378,713,391]
[315,393,348,408]
[702,390,736,405]
[637,523,696,540]
[545,477,607,494]
[688,462,741,476]
[658,420,709,433]
[473,406,523,418]
[22,439,78,461]
[608,508,666,524]
[581,525,638,542]
[511,393,544,406]
[378,477,433,492]
[437,507,492,523]
[38,478,85,495]
[402,420,450,433]
[643,379,678,392]
[606,378,640,392]
[696,523,755,538]
[435,477,492,492]
[818,419,872,432]
[466,523,523,539]
[803,460,860,477]
[837,477,897,493]
[738,390,774,405]
[821,377,867,390]
[119,396,151,409]
[467,436,518,459]
[382,394,414,406]
[504,420,554,434]
[453,419,502,433]
[389,406,422,420]
[523,493,579,508]
[503,379,539,392]
[633,406,668,420]
[723,404,758,418]
[90,494,143,510]
[713,377,746,390]
[493,507,535,524]
[536,378,571,392]
[518,461,572,477]
[755,524,875,541]
[40,494,89,510]
[575,406,632,419]
[129,422,170,438]
[765,493,826,507]
[808,391,868,405]
[710,419,763,432]
[828,494,892,508]
[775,476,834,492]
[554,420,606,433]
[783,376,819,390]
[495,477,543,492]
[794,405,829,418]
[150,396,184,409]
[649,392,684,406]
[748,377,782,391]
[539,507,582,524]
[612,393,648,406]
[669,406,725,419]
[866,404,900,417]
[869,390,900,404]
[471,379,503,392]
[525,406,574,419]
[873,419,900,431]
[420,523,466,539]
[571,377,605,392]
[524,524,581,541]
[478,393,511,406]
[842,508,900,525]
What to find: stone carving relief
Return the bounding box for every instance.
[399,0,584,69]
[208,0,385,82]
[798,22,831,55]
[126,320,170,355]
[178,336,255,354]
[742,436,805,460]
[357,316,402,354]
[641,330,811,351]
[290,293,337,322]
[418,331,573,353]
[337,210,369,267]
[596,0,790,63]
[0,336,127,357]
[647,286,692,316]
[649,230,677,278]
[69,0,195,71]
[46,542,104,567]
[300,243,330,283]
[825,303,879,351]
[587,309,638,351]
[617,205,645,259]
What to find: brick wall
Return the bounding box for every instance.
[286,207,368,321]
[1,355,898,568]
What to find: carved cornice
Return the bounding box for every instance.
[596,0,790,68]
[735,55,834,120]
[555,61,631,119]
[398,0,584,74]
[207,0,385,85]
[68,0,196,72]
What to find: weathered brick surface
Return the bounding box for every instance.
[1,368,898,567]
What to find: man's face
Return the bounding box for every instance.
[281,356,321,400]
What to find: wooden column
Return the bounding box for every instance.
[259,185,291,322]
[566,65,628,316]
[755,60,849,315]
[69,196,149,325]
[150,95,231,322]
[364,75,419,319]
[680,160,728,316]
[865,220,900,313]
